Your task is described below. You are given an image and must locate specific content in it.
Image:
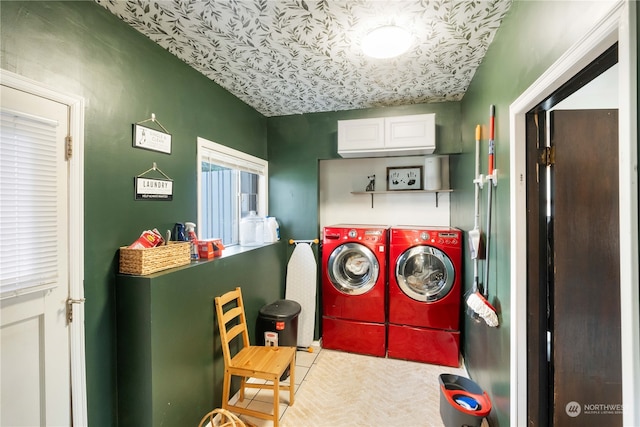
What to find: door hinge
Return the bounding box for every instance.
[65,135,72,160]
[66,297,85,324]
[538,146,555,166]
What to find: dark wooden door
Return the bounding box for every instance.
[550,109,622,426]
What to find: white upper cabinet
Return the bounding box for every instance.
[385,114,435,150]
[337,117,384,153]
[338,113,435,158]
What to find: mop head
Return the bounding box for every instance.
[466,291,499,327]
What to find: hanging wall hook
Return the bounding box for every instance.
[137,162,172,181]
[137,112,170,134]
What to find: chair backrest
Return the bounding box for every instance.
[215,287,251,366]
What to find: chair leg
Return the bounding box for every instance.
[221,370,231,409]
[273,378,279,427]
[239,376,246,402]
[289,357,295,406]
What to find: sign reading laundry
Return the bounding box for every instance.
[133,124,172,154]
[135,177,173,200]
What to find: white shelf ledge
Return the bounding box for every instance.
[350,189,453,208]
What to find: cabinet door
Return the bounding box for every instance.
[385,114,435,150]
[337,118,384,157]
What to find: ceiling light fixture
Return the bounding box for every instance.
[362,25,413,59]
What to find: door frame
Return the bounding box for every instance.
[508,2,638,426]
[1,69,87,425]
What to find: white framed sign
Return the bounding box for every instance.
[135,177,173,201]
[133,124,172,154]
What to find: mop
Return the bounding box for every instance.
[466,106,499,327]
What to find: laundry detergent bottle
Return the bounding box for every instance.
[240,211,264,246]
[185,222,199,260]
[264,216,280,243]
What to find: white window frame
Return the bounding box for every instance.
[197,137,268,246]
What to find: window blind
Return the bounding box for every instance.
[0,109,59,297]
[200,147,265,176]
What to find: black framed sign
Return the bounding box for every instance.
[135,177,173,200]
[387,166,423,191]
[133,124,172,154]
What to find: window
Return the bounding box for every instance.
[0,109,61,297]
[197,137,268,247]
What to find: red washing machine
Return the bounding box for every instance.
[388,226,462,367]
[322,225,388,357]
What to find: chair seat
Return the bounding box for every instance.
[230,346,296,379]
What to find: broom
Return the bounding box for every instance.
[466,108,499,327]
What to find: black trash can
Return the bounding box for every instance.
[256,299,301,379]
[439,374,492,427]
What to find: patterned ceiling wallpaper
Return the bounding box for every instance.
[96,0,513,117]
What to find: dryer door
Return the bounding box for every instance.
[395,246,455,302]
[327,243,379,295]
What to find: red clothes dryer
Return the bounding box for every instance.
[321,225,388,357]
[388,226,462,367]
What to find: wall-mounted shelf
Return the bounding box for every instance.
[351,189,453,208]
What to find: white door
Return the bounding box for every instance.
[0,85,71,426]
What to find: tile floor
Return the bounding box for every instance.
[226,342,486,427]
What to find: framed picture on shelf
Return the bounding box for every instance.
[387,166,423,191]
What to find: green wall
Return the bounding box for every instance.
[1,2,281,426]
[2,1,636,426]
[453,1,630,425]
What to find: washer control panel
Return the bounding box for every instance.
[324,226,388,244]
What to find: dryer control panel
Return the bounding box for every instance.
[420,231,460,246]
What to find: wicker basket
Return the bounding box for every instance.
[198,408,249,427]
[119,242,191,275]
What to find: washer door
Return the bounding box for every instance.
[327,243,379,295]
[395,246,455,302]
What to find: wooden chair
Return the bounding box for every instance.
[214,287,295,427]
